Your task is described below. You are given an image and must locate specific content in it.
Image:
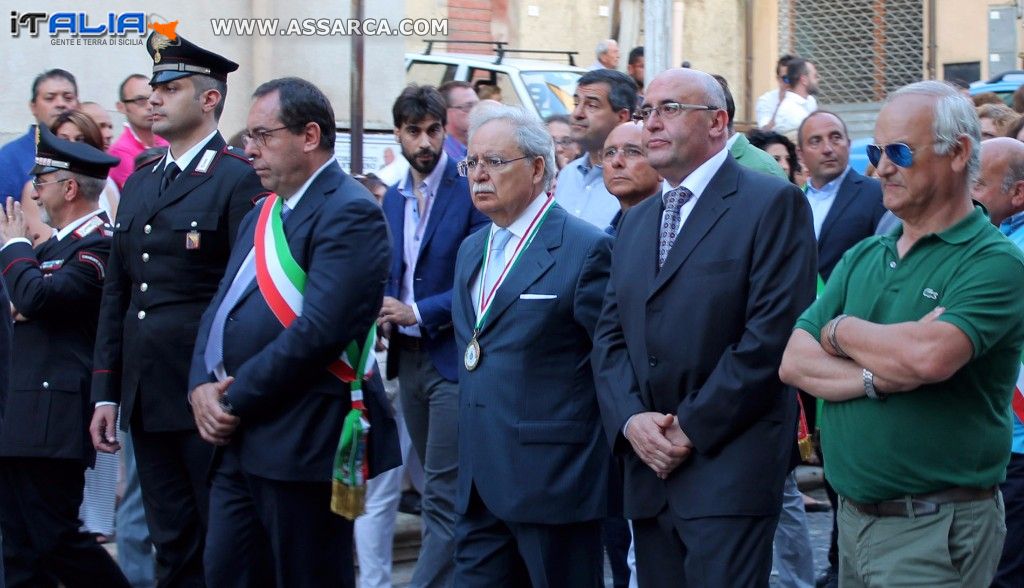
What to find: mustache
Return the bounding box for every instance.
[472,183,496,194]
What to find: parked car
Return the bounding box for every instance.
[969,70,1024,107]
[405,40,586,119]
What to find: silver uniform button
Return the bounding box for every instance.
[42,381,49,389]
[138,310,146,319]
[190,221,198,228]
[140,283,148,292]
[142,253,150,262]
[144,224,152,234]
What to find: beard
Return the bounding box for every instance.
[404,145,442,175]
[39,206,51,227]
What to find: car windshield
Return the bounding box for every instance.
[519,70,580,118]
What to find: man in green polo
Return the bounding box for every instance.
[779,80,1024,587]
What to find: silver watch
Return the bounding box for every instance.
[862,368,884,400]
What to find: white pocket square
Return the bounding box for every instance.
[520,294,557,300]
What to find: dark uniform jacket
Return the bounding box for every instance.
[0,212,112,463]
[91,133,266,432]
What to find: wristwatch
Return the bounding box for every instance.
[863,368,886,401]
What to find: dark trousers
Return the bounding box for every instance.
[993,451,1024,587]
[632,504,778,588]
[0,457,130,588]
[603,455,631,588]
[454,485,603,588]
[204,448,355,588]
[132,422,213,588]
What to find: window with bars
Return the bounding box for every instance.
[779,0,924,104]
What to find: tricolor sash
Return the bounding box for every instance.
[253,193,375,519]
[1013,352,1024,425]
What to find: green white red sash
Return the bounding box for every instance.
[1013,353,1024,425]
[253,192,375,519]
[474,196,556,330]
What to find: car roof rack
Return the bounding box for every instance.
[421,39,579,66]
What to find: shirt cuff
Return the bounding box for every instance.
[412,302,423,325]
[1,237,31,251]
[94,401,118,408]
[623,414,638,437]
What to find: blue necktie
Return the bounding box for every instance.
[204,205,291,375]
[482,228,513,297]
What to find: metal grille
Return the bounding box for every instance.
[779,0,923,104]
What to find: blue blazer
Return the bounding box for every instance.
[382,157,488,382]
[189,161,400,482]
[452,204,613,524]
[817,169,886,281]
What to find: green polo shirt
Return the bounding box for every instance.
[795,205,1024,503]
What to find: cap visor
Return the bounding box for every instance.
[31,164,59,176]
[151,70,193,85]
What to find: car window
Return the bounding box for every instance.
[468,68,521,108]
[519,71,579,118]
[407,61,457,88]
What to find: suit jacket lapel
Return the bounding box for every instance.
[234,162,340,306]
[648,159,737,300]
[478,208,561,334]
[418,160,457,256]
[817,171,858,246]
[459,227,487,321]
[143,134,225,221]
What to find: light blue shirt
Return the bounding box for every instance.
[554,154,620,229]
[804,167,851,239]
[396,151,448,337]
[1005,216,1024,454]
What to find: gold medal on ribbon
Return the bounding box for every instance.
[464,335,481,371]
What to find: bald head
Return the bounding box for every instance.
[973,137,1024,226]
[641,68,729,184]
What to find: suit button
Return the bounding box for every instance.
[144,224,152,234]
[142,253,150,262]
[42,381,49,389]
[140,283,148,292]
[191,221,198,228]
[138,310,146,320]
[648,355,658,367]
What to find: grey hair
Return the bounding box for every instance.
[697,72,728,111]
[468,104,556,190]
[58,170,105,202]
[885,80,981,183]
[1003,151,1024,193]
[596,39,615,59]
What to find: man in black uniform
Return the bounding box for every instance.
[90,32,265,587]
[0,126,130,588]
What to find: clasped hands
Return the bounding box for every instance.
[190,377,240,446]
[625,412,694,479]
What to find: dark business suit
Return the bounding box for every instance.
[593,155,817,587]
[0,215,130,588]
[189,161,399,588]
[815,169,886,283]
[452,202,613,587]
[381,156,488,585]
[91,132,265,587]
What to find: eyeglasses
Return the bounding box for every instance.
[634,102,718,123]
[457,155,530,177]
[31,177,70,190]
[121,95,151,106]
[242,126,292,148]
[866,142,923,168]
[601,145,644,163]
[552,137,576,147]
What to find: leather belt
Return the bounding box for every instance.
[394,333,423,352]
[845,486,997,518]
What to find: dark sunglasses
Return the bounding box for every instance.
[866,142,916,168]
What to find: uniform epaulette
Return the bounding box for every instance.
[221,145,253,165]
[252,191,272,207]
[135,154,164,173]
